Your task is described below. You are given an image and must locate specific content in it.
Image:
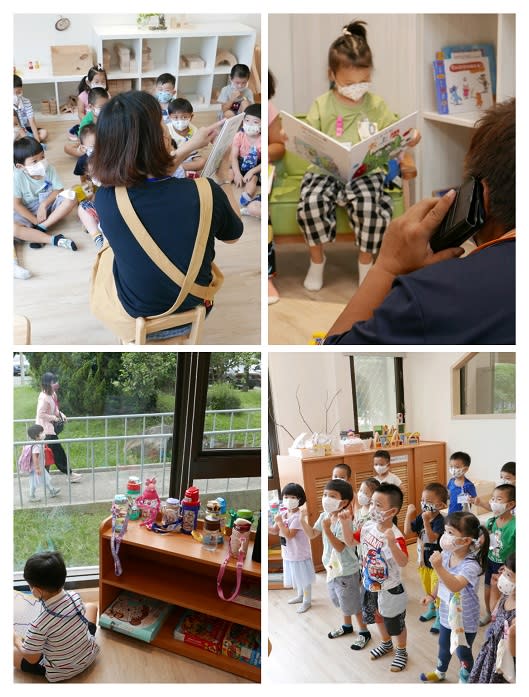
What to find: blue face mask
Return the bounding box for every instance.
[157,91,173,104]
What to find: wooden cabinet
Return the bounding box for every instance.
[99,517,260,682]
[417,13,515,198]
[277,441,446,571]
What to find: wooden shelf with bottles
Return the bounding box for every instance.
[99,516,261,682]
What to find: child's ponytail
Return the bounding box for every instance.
[328,19,373,75]
[474,524,490,575]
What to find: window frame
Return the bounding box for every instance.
[451,352,516,418]
[170,352,260,496]
[349,355,405,437]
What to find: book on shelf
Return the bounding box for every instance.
[173,608,230,654]
[201,112,244,179]
[99,591,173,642]
[432,53,493,116]
[231,581,261,609]
[442,43,496,96]
[280,110,417,182]
[222,622,261,667]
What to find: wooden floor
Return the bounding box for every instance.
[14,589,252,684]
[14,116,260,346]
[267,543,489,684]
[268,241,358,345]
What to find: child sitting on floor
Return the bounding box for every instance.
[218,63,253,118]
[155,72,177,122]
[231,103,261,209]
[64,88,110,158]
[166,98,206,176]
[13,551,99,682]
[14,138,77,250]
[14,74,47,143]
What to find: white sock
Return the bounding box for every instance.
[304,256,326,291]
[358,260,373,286]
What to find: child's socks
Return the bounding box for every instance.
[350,630,371,650]
[419,601,437,622]
[390,646,408,672]
[420,669,446,682]
[303,256,326,291]
[370,639,393,660]
[328,624,354,639]
[51,234,77,251]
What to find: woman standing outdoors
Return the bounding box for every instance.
[36,372,81,483]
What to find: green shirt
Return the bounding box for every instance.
[79,111,95,131]
[305,90,397,145]
[487,515,516,564]
[13,163,63,207]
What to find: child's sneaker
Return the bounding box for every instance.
[420,670,446,682]
[28,495,41,503]
[14,263,31,280]
[49,488,61,498]
[70,472,82,482]
[53,234,77,251]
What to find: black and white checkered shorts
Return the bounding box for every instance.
[296,171,393,253]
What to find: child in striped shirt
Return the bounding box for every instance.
[13,552,99,682]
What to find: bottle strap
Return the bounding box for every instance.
[217,545,244,602]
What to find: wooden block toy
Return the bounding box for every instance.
[181,54,205,69]
[142,43,154,72]
[215,49,237,67]
[51,45,94,75]
[102,48,112,71]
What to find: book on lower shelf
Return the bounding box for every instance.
[99,591,173,643]
[280,110,417,182]
[432,53,493,115]
[173,608,231,655]
[222,622,261,667]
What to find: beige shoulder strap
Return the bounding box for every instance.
[115,179,223,315]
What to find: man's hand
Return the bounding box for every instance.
[376,189,463,278]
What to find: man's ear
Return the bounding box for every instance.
[481,179,490,216]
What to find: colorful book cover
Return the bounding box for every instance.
[439,56,493,115]
[280,111,417,182]
[172,609,230,654]
[222,622,261,667]
[442,43,496,96]
[201,113,244,179]
[99,591,172,643]
[432,58,449,114]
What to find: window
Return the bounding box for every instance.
[171,353,261,522]
[453,352,515,416]
[350,355,404,436]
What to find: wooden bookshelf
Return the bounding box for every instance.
[99,517,261,681]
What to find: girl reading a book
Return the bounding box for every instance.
[298,20,419,292]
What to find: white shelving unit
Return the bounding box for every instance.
[15,70,88,121]
[92,22,256,112]
[417,14,515,198]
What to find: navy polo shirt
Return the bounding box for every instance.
[95,178,242,317]
[325,240,515,345]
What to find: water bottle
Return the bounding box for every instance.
[229,518,252,559]
[202,515,221,552]
[161,497,181,528]
[181,486,200,534]
[269,500,280,527]
[112,494,129,532]
[216,497,227,543]
[126,477,141,520]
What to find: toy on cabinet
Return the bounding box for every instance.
[215,49,238,67]
[136,477,161,528]
[142,43,153,72]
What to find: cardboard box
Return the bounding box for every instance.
[51,45,94,76]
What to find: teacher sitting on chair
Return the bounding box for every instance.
[83,90,243,343]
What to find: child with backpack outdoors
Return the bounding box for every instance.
[18,424,60,503]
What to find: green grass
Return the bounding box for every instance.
[14,385,261,469]
[13,503,110,571]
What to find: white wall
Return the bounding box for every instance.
[269,352,515,482]
[269,14,418,117]
[13,14,260,72]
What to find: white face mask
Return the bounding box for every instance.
[243,123,261,136]
[322,496,341,514]
[13,94,21,105]
[374,464,388,474]
[25,160,47,177]
[497,573,515,596]
[283,497,299,510]
[421,502,437,513]
[489,501,508,516]
[93,107,102,117]
[336,81,371,102]
[449,467,465,478]
[172,119,190,131]
[439,532,465,552]
[357,491,371,507]
[85,146,95,157]
[369,507,391,524]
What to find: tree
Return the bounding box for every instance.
[119,353,178,404]
[209,352,260,387]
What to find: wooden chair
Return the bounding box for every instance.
[14,315,31,344]
[132,305,206,345]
